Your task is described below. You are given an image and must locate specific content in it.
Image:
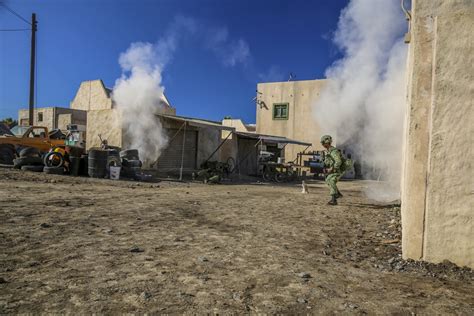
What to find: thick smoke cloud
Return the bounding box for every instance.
[313,0,408,201]
[113,42,169,164]
[113,17,198,164]
[113,15,282,164]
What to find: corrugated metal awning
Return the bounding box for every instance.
[158,114,234,131]
[234,131,311,146]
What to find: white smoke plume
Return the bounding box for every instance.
[112,16,195,164]
[113,42,168,164]
[112,15,258,164]
[313,0,408,201]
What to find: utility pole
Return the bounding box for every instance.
[28,13,37,126]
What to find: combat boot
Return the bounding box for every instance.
[336,190,343,198]
[327,195,338,205]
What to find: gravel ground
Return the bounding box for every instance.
[0,168,473,314]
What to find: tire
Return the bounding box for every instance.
[107,150,121,171]
[107,155,122,171]
[21,165,44,172]
[274,173,286,183]
[0,147,15,165]
[122,159,142,168]
[43,166,64,175]
[13,157,43,169]
[287,170,296,182]
[121,166,141,178]
[262,171,272,182]
[43,151,64,168]
[19,147,40,158]
[120,149,139,160]
[0,163,14,169]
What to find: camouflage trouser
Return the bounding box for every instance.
[325,172,343,196]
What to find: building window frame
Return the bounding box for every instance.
[37,112,43,122]
[273,103,289,120]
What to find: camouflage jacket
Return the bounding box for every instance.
[324,146,344,172]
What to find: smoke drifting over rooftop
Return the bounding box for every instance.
[112,15,266,163]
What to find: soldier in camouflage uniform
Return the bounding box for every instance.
[321,135,345,205]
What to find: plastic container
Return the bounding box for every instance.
[109,166,121,180]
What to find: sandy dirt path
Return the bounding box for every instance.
[0,168,473,314]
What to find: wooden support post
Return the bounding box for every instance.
[179,122,187,181]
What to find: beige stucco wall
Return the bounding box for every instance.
[256,79,327,161]
[19,107,55,130]
[18,107,87,132]
[222,119,252,133]
[57,114,72,131]
[86,109,122,150]
[401,0,473,268]
[70,79,177,116]
[220,119,243,166]
[70,80,113,111]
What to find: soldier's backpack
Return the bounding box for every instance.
[326,148,353,172]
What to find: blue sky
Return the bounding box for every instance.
[1,0,349,124]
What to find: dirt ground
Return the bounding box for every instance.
[0,168,473,314]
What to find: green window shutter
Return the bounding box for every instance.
[273,103,289,120]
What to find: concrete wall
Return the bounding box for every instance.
[219,136,238,167]
[57,114,72,131]
[220,118,254,162]
[401,0,473,268]
[86,109,122,150]
[70,80,113,111]
[256,79,327,161]
[18,107,87,132]
[197,126,223,167]
[222,118,253,133]
[19,107,55,130]
[70,79,177,115]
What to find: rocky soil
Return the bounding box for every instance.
[0,168,473,314]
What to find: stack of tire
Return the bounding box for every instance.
[120,149,142,180]
[13,147,44,172]
[43,151,65,175]
[0,144,15,166]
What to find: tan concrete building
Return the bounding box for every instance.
[401,0,473,268]
[18,107,87,131]
[222,118,256,133]
[256,79,328,162]
[70,79,176,149]
[72,80,233,175]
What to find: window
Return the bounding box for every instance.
[37,112,43,122]
[27,128,47,138]
[273,103,289,120]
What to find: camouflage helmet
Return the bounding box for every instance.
[320,135,332,144]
